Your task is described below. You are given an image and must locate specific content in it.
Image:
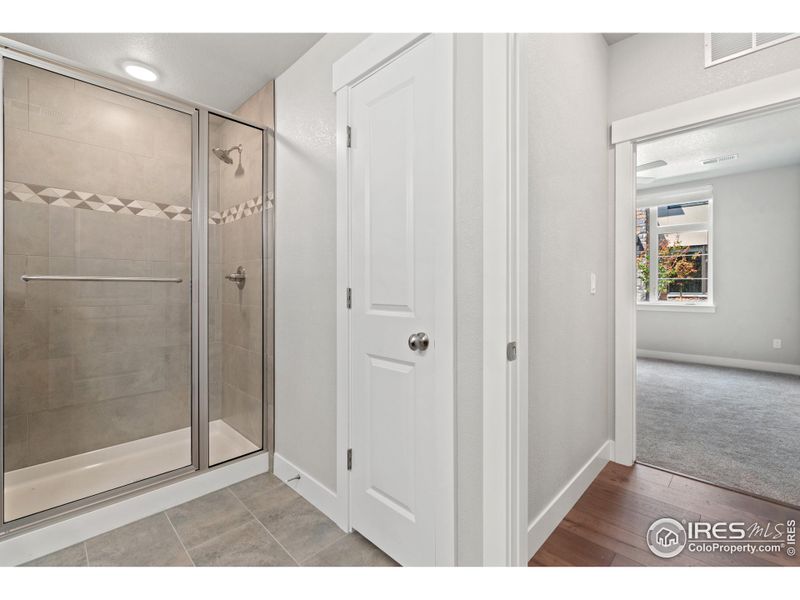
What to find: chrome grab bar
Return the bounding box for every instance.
[21,275,183,283]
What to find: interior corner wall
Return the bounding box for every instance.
[274,33,369,493]
[525,34,611,519]
[637,165,800,367]
[608,33,800,121]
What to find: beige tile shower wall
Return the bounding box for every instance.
[4,61,191,208]
[220,211,263,446]
[232,81,275,202]
[208,82,273,449]
[210,82,272,446]
[235,82,274,410]
[208,120,224,423]
[3,60,193,470]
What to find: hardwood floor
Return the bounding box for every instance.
[529,462,800,567]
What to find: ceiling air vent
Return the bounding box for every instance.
[705,33,800,67]
[700,153,738,166]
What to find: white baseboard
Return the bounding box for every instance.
[637,349,800,376]
[273,453,347,531]
[0,452,269,566]
[527,440,611,560]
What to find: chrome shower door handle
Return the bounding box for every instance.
[408,332,430,352]
[225,266,247,289]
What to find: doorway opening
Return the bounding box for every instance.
[632,104,800,507]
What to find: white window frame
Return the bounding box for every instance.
[636,186,714,312]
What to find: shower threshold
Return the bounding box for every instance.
[3,420,259,523]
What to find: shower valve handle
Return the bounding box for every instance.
[225,266,247,289]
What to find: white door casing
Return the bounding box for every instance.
[344,34,453,566]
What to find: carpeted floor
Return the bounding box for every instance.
[637,358,800,507]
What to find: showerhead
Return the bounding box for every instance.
[212,147,233,164]
[212,144,242,165]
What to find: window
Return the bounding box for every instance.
[636,187,713,308]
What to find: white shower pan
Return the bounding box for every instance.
[3,420,258,523]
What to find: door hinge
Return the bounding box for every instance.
[346,125,352,148]
[347,448,353,471]
[346,287,352,309]
[506,341,517,362]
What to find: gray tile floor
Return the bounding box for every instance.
[24,473,398,567]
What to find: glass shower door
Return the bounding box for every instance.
[207,113,265,465]
[2,59,195,522]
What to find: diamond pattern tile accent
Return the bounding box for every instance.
[5,180,272,225]
[208,194,273,225]
[4,181,194,222]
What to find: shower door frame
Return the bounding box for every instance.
[202,108,273,471]
[0,42,273,537]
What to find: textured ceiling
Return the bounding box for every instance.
[1,33,324,111]
[637,103,800,188]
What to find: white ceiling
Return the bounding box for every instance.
[1,33,324,111]
[637,103,800,189]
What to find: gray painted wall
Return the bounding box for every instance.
[274,34,485,564]
[638,165,800,366]
[274,33,369,492]
[609,33,800,121]
[526,34,611,519]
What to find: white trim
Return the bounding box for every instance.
[527,441,611,560]
[331,33,426,92]
[430,33,456,568]
[0,453,268,566]
[333,33,456,567]
[272,453,347,531]
[334,86,351,536]
[637,184,713,208]
[656,222,710,235]
[637,303,716,313]
[647,206,658,301]
[481,32,509,567]
[513,33,530,570]
[614,142,637,466]
[611,68,800,144]
[637,349,800,376]
[481,33,528,567]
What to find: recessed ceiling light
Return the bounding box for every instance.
[122,61,159,82]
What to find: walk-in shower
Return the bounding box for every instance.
[0,48,273,532]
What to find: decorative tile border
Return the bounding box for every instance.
[4,181,192,221]
[3,181,272,224]
[209,196,265,224]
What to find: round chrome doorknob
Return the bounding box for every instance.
[408,332,430,352]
